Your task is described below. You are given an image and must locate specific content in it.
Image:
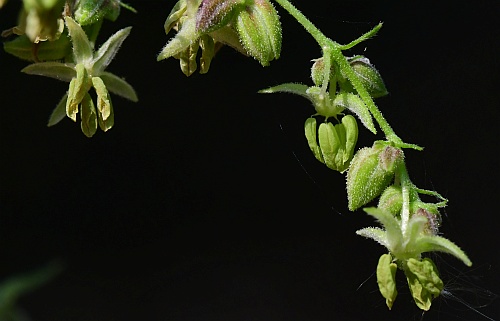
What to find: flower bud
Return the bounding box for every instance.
[74,0,121,26]
[378,185,403,216]
[347,142,403,211]
[413,208,441,235]
[235,0,281,66]
[310,57,334,87]
[196,0,244,33]
[349,56,388,98]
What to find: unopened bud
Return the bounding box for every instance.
[349,56,388,98]
[196,0,244,33]
[347,142,403,211]
[413,208,441,235]
[378,185,403,216]
[311,57,332,87]
[74,0,121,25]
[235,0,281,66]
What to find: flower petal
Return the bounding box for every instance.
[100,72,138,102]
[65,17,93,64]
[92,26,132,74]
[47,93,68,127]
[22,62,76,82]
[415,235,472,267]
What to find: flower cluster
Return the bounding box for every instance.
[158,0,282,75]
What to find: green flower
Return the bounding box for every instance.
[357,207,471,310]
[22,16,138,137]
[357,207,471,266]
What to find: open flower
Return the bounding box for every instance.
[357,207,471,310]
[21,16,137,137]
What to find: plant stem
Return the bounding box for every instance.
[272,0,329,47]
[331,46,400,140]
[273,0,423,150]
[397,161,412,235]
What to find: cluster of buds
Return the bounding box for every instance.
[158,0,282,75]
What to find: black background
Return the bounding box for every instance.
[1,1,499,320]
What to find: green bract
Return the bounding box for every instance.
[21,16,137,137]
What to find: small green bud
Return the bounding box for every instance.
[195,0,244,33]
[378,185,403,216]
[347,142,403,211]
[311,58,331,87]
[235,0,281,66]
[344,56,388,98]
[405,258,443,311]
[377,253,398,310]
[74,0,122,25]
[413,208,441,235]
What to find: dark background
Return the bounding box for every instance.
[1,1,499,320]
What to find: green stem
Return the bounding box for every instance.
[272,0,330,47]
[330,45,400,140]
[273,0,423,151]
[396,160,412,236]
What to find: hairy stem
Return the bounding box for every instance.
[396,161,412,235]
[273,0,422,150]
[272,0,329,47]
